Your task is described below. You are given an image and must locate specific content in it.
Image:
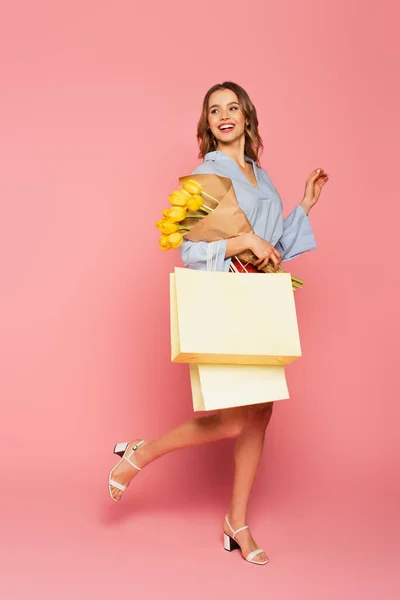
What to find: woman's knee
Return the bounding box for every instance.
[247,402,274,425]
[218,408,246,439]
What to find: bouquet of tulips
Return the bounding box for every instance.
[155,175,304,290]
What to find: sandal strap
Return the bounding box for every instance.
[246,549,266,562]
[132,440,145,451]
[225,515,249,539]
[123,457,142,470]
[109,479,126,492]
[233,525,249,539]
[123,439,145,471]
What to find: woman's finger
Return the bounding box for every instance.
[272,245,281,259]
[316,177,329,190]
[273,248,281,261]
[255,251,271,269]
[311,170,323,181]
[253,255,266,267]
[307,168,322,182]
[310,168,327,183]
[269,252,279,272]
[259,257,270,270]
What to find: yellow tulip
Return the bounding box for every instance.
[168,232,183,248]
[163,206,187,222]
[183,179,202,195]
[157,220,178,234]
[159,235,172,251]
[186,194,204,212]
[168,190,188,207]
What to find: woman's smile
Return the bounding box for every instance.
[218,122,236,134]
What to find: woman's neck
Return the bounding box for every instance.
[216,137,247,168]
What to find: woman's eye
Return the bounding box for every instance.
[210,106,239,114]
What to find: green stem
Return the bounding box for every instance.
[277,268,304,285]
[201,191,220,204]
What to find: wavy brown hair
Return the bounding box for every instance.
[197,81,264,166]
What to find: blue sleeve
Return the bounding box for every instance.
[275,204,316,262]
[178,163,232,272]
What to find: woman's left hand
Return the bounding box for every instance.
[300,168,329,215]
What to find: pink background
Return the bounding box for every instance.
[1,1,399,598]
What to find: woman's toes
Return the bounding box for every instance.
[256,552,267,563]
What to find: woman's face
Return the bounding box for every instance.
[207,89,246,147]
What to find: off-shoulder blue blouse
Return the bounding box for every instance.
[179,150,316,271]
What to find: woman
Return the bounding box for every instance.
[108,81,328,566]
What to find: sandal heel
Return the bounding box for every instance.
[224,532,240,552]
[113,442,129,457]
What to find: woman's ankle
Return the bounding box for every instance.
[226,511,248,528]
[134,439,155,468]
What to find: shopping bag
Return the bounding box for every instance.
[190,363,289,411]
[170,267,302,366]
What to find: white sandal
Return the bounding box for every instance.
[108,440,145,502]
[223,515,269,565]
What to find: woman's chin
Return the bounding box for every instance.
[217,134,244,146]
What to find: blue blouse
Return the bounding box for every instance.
[179,150,316,271]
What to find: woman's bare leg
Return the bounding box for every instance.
[110,407,246,501]
[223,402,274,563]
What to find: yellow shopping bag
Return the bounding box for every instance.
[190,363,289,411]
[170,267,302,366]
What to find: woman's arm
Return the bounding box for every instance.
[274,204,316,261]
[179,235,254,271]
[225,233,255,258]
[179,238,229,271]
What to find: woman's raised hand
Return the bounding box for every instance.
[300,168,329,214]
[249,234,282,271]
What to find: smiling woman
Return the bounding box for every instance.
[108,80,328,568]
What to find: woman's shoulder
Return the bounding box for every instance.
[191,152,219,175]
[191,162,215,175]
